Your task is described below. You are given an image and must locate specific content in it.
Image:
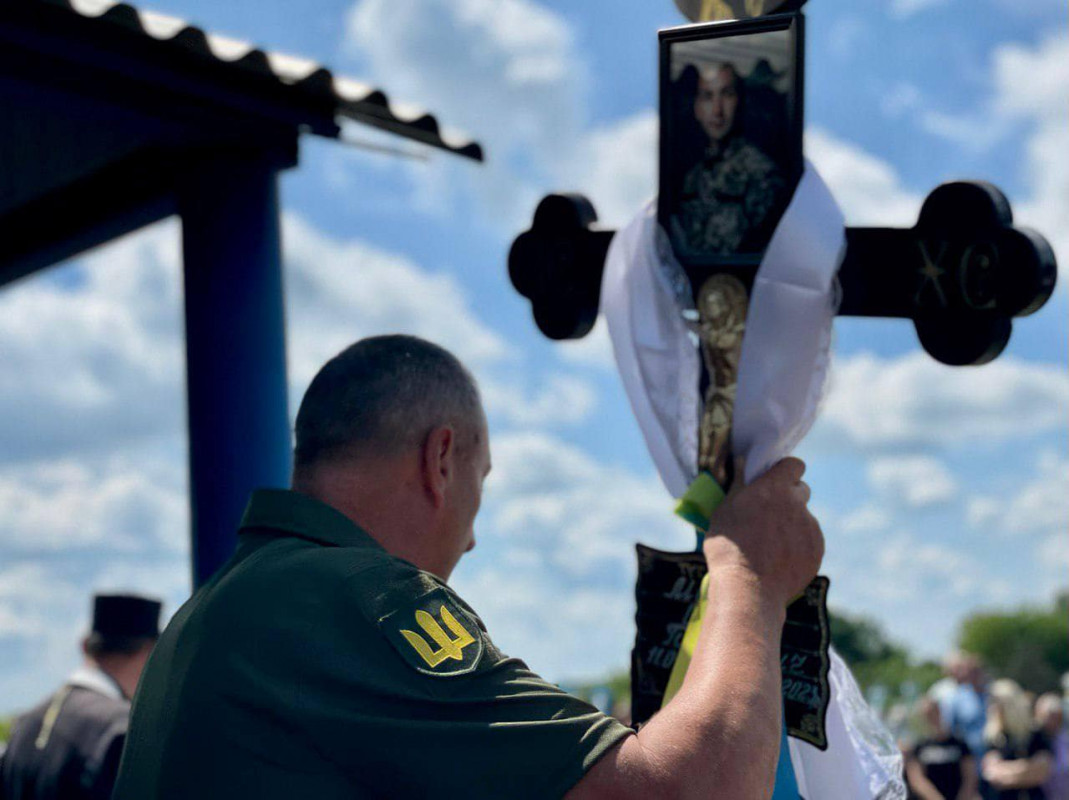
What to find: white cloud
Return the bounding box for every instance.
[481,373,597,427]
[805,128,922,227]
[0,563,85,708]
[0,205,602,472]
[0,211,518,467]
[1037,531,1069,578]
[0,558,189,713]
[867,456,958,507]
[345,0,580,146]
[881,82,923,118]
[281,213,606,429]
[888,0,952,18]
[0,455,187,553]
[993,34,1069,278]
[484,431,692,574]
[342,0,663,237]
[967,452,1069,538]
[813,351,1069,450]
[874,533,981,600]
[840,503,894,535]
[917,109,1011,153]
[993,34,1069,120]
[0,563,80,610]
[966,496,1000,529]
[568,110,659,229]
[343,0,585,230]
[485,431,691,552]
[0,221,184,462]
[895,32,1069,282]
[827,16,869,60]
[554,319,617,372]
[282,213,509,393]
[817,30,1064,275]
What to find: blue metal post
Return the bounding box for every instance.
[180,156,291,588]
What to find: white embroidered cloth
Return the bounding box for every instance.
[602,162,906,799]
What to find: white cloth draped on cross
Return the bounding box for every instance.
[601,162,906,799]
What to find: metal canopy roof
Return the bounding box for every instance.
[11,0,484,161]
[0,0,488,586]
[0,0,484,286]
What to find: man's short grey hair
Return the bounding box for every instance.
[293,335,482,472]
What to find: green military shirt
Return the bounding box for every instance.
[114,490,630,799]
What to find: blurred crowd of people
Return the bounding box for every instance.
[900,651,1069,800]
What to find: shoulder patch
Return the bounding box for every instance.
[378,586,485,677]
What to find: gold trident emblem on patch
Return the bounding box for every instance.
[401,605,476,668]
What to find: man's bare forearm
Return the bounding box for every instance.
[566,459,822,800]
[634,571,787,798]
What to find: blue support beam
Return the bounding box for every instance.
[180,155,291,587]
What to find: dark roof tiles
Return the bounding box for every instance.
[37,0,484,160]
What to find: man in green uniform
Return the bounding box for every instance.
[114,334,823,799]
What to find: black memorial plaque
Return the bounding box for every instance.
[781,576,831,750]
[631,544,707,726]
[633,542,833,741]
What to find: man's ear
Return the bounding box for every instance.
[420,426,455,508]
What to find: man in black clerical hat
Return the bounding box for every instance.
[1,593,161,800]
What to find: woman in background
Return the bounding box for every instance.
[1035,693,1069,800]
[982,680,1052,800]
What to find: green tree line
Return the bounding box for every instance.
[828,590,1067,697]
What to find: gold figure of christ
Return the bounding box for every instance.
[696,273,749,487]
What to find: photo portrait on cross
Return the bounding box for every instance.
[660,15,804,267]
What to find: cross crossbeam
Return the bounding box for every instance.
[508,182,1056,365]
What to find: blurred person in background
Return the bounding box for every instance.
[948,655,991,765]
[0,593,161,800]
[932,652,971,709]
[1036,693,1069,800]
[906,696,979,800]
[982,679,1052,800]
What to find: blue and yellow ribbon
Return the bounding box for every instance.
[663,471,801,799]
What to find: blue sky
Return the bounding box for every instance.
[1,0,1066,712]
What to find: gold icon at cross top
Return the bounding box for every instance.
[675,0,779,22]
[401,605,476,668]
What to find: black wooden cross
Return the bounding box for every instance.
[507,6,1058,735]
[508,179,1056,366]
[508,0,1055,367]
